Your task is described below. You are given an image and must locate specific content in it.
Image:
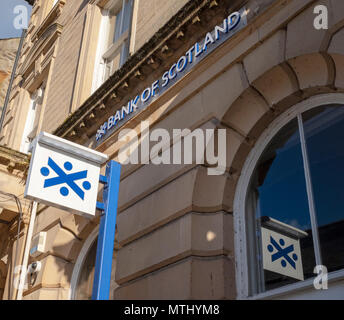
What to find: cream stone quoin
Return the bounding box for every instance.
[22,1,344,300]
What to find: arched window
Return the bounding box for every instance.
[70,229,118,300]
[74,239,98,300]
[235,95,344,298]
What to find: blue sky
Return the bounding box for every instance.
[0,0,32,39]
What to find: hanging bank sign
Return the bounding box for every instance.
[96,7,247,143]
[25,132,108,218]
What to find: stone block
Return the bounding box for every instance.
[117,167,198,244]
[286,0,330,59]
[116,212,232,284]
[243,30,286,83]
[192,166,227,211]
[114,256,235,300]
[288,53,330,89]
[253,65,299,107]
[222,87,270,137]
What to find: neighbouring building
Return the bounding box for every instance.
[0,0,344,300]
[0,37,31,300]
[0,38,20,111]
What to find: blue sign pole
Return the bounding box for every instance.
[92,160,121,300]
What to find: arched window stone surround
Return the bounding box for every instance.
[217,24,344,298]
[67,55,344,300]
[232,93,344,299]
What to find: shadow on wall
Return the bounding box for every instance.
[22,209,119,300]
[48,225,119,300]
[74,0,90,18]
[0,260,6,300]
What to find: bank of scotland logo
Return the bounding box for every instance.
[261,227,304,281]
[267,236,298,270]
[40,157,91,200]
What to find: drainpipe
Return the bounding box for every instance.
[16,201,37,300]
[0,29,27,134]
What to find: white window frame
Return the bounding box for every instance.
[92,0,133,92]
[234,93,344,300]
[102,0,130,64]
[69,227,99,300]
[20,86,45,154]
[69,226,119,300]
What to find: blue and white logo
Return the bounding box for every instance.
[25,132,108,218]
[267,236,299,270]
[262,226,304,281]
[40,157,92,200]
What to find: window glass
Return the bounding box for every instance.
[121,0,133,35]
[246,104,344,296]
[303,105,344,273]
[20,85,45,154]
[102,0,133,81]
[108,8,123,47]
[248,118,316,294]
[74,238,118,300]
[75,239,97,300]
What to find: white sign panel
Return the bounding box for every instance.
[25,132,108,218]
[261,227,304,281]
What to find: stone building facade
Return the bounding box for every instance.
[0,38,31,301]
[0,38,20,112]
[1,0,344,300]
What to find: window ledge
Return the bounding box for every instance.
[32,0,66,41]
[246,269,344,300]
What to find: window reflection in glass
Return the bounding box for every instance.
[248,119,316,294]
[303,105,344,273]
[104,0,133,80]
[75,239,97,300]
[74,239,118,300]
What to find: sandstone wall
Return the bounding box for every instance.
[0,38,20,114]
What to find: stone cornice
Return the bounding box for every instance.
[32,0,65,41]
[20,22,63,79]
[53,0,246,143]
[0,146,29,175]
